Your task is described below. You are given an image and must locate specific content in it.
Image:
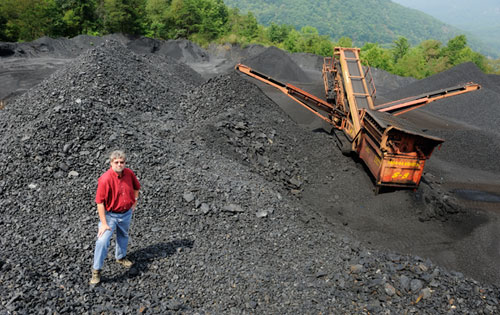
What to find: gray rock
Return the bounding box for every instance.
[53,171,65,179]
[68,171,79,177]
[400,275,410,292]
[200,203,210,214]
[421,287,432,299]
[222,204,244,213]
[350,264,363,274]
[58,163,69,171]
[384,283,396,296]
[246,300,258,309]
[63,143,72,153]
[256,209,270,218]
[183,192,195,203]
[410,279,423,293]
[288,177,302,188]
[165,300,182,311]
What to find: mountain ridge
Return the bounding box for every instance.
[223,0,498,57]
[391,0,500,58]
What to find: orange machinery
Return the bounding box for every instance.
[236,47,480,190]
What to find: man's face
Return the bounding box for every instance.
[111,158,126,174]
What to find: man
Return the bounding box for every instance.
[90,150,141,285]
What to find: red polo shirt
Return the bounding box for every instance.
[95,167,141,213]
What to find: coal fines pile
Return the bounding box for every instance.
[1,40,499,313]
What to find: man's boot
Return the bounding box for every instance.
[116,257,133,268]
[90,269,101,285]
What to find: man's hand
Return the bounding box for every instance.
[97,223,111,238]
[133,190,139,212]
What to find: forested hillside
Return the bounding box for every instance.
[0,0,499,77]
[223,0,496,57]
[392,0,500,58]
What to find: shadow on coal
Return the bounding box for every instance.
[106,239,194,282]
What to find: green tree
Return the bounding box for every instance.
[0,3,10,41]
[360,42,393,72]
[488,59,500,74]
[337,36,352,48]
[165,0,228,41]
[223,8,259,42]
[392,36,409,63]
[267,22,292,44]
[297,26,319,53]
[454,46,489,72]
[420,39,442,61]
[237,11,259,39]
[0,0,58,42]
[315,37,333,56]
[145,0,170,38]
[442,35,489,71]
[443,35,467,65]
[420,40,447,75]
[283,28,300,52]
[197,0,228,41]
[294,26,333,55]
[0,0,20,41]
[97,0,144,35]
[58,0,99,37]
[393,47,427,78]
[97,0,130,33]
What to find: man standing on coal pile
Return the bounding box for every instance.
[90,150,141,285]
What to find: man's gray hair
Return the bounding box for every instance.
[109,150,126,162]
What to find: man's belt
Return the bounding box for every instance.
[109,208,128,213]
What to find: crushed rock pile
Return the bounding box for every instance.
[1,40,500,313]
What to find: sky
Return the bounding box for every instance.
[391,0,500,28]
[391,0,500,56]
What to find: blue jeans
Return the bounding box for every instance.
[93,209,133,270]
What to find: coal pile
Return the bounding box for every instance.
[242,46,311,83]
[0,35,121,58]
[380,63,500,177]
[0,34,209,103]
[156,39,210,64]
[381,62,500,131]
[383,62,500,98]
[0,34,209,62]
[371,67,417,97]
[1,40,500,313]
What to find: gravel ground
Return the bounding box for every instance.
[1,37,500,313]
